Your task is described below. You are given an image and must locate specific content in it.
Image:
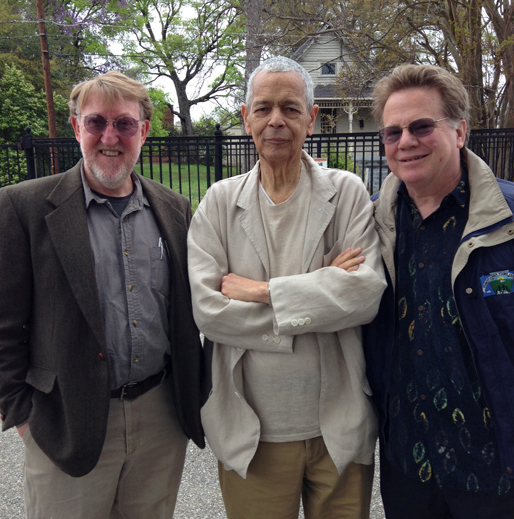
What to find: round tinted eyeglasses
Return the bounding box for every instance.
[78,114,143,138]
[378,117,450,145]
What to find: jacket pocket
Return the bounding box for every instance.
[26,366,57,394]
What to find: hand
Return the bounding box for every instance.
[17,422,28,438]
[221,273,269,304]
[330,247,365,273]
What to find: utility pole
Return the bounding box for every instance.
[36,0,59,173]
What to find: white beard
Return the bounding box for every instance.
[80,142,137,192]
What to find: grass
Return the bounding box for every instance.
[138,160,215,212]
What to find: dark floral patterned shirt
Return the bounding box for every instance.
[385,171,510,495]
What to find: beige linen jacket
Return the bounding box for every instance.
[188,151,387,478]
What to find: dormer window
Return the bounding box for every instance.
[321,63,336,75]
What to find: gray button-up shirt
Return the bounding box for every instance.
[82,169,171,390]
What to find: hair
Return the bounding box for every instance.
[372,64,470,131]
[68,71,153,122]
[246,56,314,110]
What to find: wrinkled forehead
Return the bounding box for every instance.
[251,70,307,104]
[77,89,142,117]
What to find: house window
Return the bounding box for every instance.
[321,63,336,75]
[320,108,338,134]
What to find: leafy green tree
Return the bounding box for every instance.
[0,64,69,143]
[116,0,246,136]
[147,88,175,137]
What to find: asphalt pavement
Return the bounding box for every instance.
[0,427,385,518]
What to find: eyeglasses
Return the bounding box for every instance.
[78,114,143,138]
[378,117,450,145]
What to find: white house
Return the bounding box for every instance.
[291,32,378,135]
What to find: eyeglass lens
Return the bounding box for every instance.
[82,114,140,137]
[379,118,444,145]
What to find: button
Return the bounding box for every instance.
[124,250,129,256]
[419,225,426,231]
[418,263,424,269]
[417,350,424,356]
[508,229,514,235]
[291,319,298,326]
[262,334,269,341]
[298,318,305,326]
[506,467,513,474]
[305,317,311,324]
[420,394,427,401]
[465,288,474,295]
[468,242,474,248]
[236,347,245,353]
[267,336,274,342]
[134,357,139,363]
[98,353,105,361]
[418,306,424,312]
[274,336,281,344]
[132,320,137,326]
[128,285,133,291]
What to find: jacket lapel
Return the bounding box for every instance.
[139,176,184,253]
[45,164,106,348]
[237,165,271,276]
[301,154,337,272]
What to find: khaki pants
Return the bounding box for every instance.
[219,436,374,519]
[22,376,188,519]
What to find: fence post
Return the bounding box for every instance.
[214,123,223,183]
[21,127,36,180]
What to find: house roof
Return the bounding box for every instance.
[291,30,345,62]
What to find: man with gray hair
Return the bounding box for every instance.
[364,64,514,518]
[0,71,204,518]
[188,56,386,518]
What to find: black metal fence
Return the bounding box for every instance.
[2,127,513,210]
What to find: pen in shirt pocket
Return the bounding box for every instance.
[158,237,164,259]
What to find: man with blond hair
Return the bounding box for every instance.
[364,64,514,518]
[0,71,204,518]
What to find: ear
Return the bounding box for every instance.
[71,115,82,143]
[456,119,466,149]
[241,104,252,135]
[307,104,319,136]
[140,120,151,145]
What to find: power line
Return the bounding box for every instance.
[0,18,194,31]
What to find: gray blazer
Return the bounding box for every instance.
[0,163,204,477]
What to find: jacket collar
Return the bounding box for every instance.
[374,148,513,235]
[235,151,337,275]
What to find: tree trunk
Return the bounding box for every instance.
[245,0,264,100]
[173,80,194,136]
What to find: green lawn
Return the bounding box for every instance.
[138,161,216,212]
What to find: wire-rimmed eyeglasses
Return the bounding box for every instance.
[378,117,450,145]
[78,114,143,138]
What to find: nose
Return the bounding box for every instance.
[268,108,285,128]
[397,127,419,148]
[100,120,121,145]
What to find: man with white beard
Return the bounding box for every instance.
[0,71,204,518]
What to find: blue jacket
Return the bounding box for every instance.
[364,149,514,481]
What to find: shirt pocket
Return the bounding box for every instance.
[150,246,170,297]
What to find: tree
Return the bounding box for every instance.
[0,64,69,143]
[147,87,175,137]
[245,0,265,93]
[114,0,246,136]
[0,0,46,91]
